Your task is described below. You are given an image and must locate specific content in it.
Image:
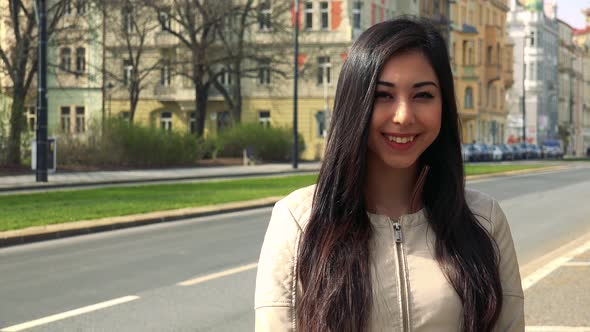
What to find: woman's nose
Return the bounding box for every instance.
[392,101,416,125]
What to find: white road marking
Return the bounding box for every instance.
[178,262,258,286]
[522,240,590,291]
[0,296,139,332]
[562,262,590,267]
[526,326,590,332]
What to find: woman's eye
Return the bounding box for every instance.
[415,92,434,99]
[375,91,393,100]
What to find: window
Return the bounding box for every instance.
[258,111,271,127]
[60,48,71,72]
[258,0,271,31]
[189,112,196,134]
[160,112,172,131]
[220,68,232,86]
[320,2,329,30]
[315,111,326,137]
[61,107,71,133]
[123,59,133,86]
[304,3,313,30]
[159,8,171,31]
[160,60,171,86]
[64,0,72,15]
[76,0,85,15]
[258,59,271,85]
[465,87,474,109]
[27,107,36,131]
[317,56,331,85]
[487,46,492,65]
[120,112,130,121]
[352,2,362,29]
[217,111,231,131]
[76,47,85,73]
[530,31,535,47]
[122,6,134,34]
[75,107,85,133]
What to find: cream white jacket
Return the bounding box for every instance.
[255,185,524,331]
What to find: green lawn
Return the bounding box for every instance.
[464,164,549,176]
[0,164,550,231]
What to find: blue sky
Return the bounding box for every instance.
[556,0,590,28]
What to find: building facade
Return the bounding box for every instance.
[571,7,590,156]
[449,0,513,144]
[506,0,559,145]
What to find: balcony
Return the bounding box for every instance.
[461,65,478,81]
[486,64,501,81]
[154,85,177,101]
[154,32,178,48]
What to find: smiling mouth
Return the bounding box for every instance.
[383,134,418,144]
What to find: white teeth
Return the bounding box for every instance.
[386,135,415,144]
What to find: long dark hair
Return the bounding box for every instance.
[297,18,502,332]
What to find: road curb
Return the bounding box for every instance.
[0,165,572,248]
[0,197,282,248]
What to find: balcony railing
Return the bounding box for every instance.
[462,65,478,80]
[154,32,178,48]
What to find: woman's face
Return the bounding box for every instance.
[367,50,442,170]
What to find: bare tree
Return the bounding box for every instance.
[97,0,162,123]
[210,0,292,123]
[0,0,70,165]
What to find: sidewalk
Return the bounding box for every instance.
[0,162,322,192]
[522,234,590,331]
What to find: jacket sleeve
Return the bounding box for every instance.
[491,200,525,332]
[255,200,301,332]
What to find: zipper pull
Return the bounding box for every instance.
[393,222,403,243]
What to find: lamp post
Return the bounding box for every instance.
[292,0,300,169]
[106,82,114,119]
[35,0,48,182]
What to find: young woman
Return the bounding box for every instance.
[255,18,524,332]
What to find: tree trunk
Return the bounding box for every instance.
[195,81,208,136]
[129,83,139,123]
[7,93,26,166]
[232,61,242,123]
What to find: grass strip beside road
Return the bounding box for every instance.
[0,164,549,231]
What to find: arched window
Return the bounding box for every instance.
[465,87,474,109]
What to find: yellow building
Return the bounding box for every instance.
[105,1,416,160]
[450,0,513,144]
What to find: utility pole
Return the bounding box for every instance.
[292,0,300,169]
[36,0,48,182]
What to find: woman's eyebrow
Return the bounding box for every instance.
[413,81,438,88]
[376,81,438,88]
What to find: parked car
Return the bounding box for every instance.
[473,143,492,161]
[491,145,503,161]
[510,144,525,160]
[499,144,514,161]
[529,144,542,159]
[542,140,564,159]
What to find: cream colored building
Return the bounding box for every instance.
[572,8,590,156]
[450,0,513,144]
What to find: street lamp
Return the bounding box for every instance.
[292,0,300,169]
[106,82,114,119]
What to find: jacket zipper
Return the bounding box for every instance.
[393,220,410,332]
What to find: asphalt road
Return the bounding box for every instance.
[1,164,589,331]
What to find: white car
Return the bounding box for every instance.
[491,146,503,161]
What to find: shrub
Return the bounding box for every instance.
[57,118,203,168]
[216,123,305,162]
